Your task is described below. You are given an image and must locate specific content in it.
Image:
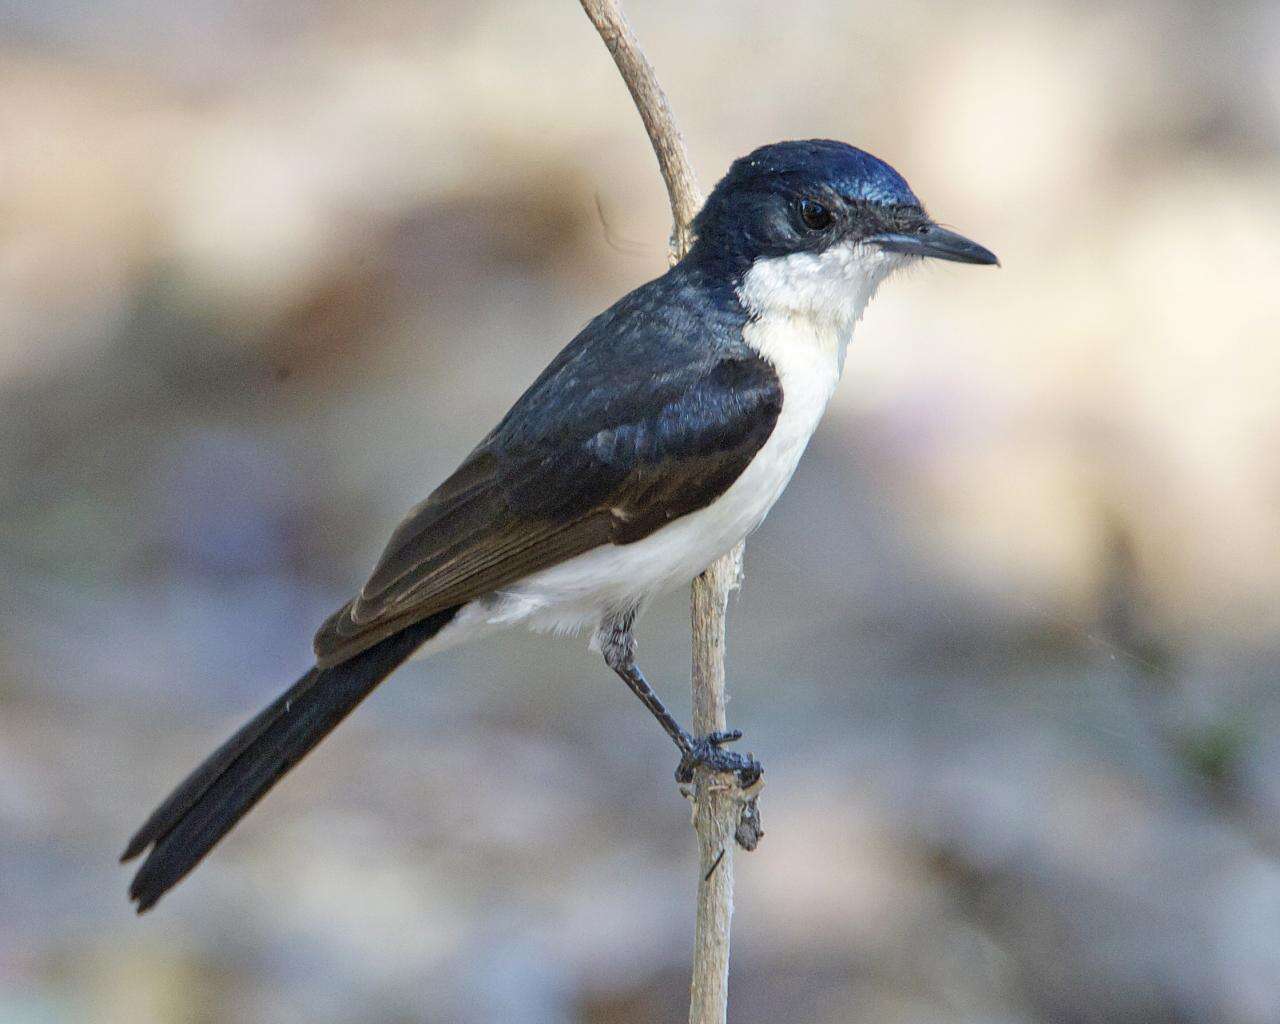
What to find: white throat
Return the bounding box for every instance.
[737,240,901,374]
[737,239,901,405]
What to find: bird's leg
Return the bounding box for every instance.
[598,611,761,785]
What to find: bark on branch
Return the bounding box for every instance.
[577,3,764,1022]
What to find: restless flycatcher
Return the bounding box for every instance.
[123,139,997,911]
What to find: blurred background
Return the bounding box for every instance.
[3,1,1280,1021]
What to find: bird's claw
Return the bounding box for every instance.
[676,729,762,786]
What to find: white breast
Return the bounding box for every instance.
[415,241,903,653]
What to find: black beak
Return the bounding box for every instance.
[871,224,999,266]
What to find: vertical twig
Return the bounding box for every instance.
[688,542,748,1022]
[576,0,702,261]
[577,4,763,1023]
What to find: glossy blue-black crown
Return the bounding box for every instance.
[719,139,919,207]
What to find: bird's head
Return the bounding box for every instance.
[690,139,997,327]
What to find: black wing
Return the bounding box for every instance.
[314,269,780,667]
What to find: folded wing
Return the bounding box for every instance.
[315,287,781,667]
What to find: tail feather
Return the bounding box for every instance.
[122,607,458,912]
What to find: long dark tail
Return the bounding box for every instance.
[122,607,459,912]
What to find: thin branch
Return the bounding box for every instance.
[577,4,764,1024]
[688,541,762,1023]
[577,0,702,259]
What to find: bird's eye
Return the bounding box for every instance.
[798,198,832,231]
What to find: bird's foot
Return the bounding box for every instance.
[675,729,762,787]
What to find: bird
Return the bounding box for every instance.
[122,139,997,912]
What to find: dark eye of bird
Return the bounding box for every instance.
[798,198,832,231]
